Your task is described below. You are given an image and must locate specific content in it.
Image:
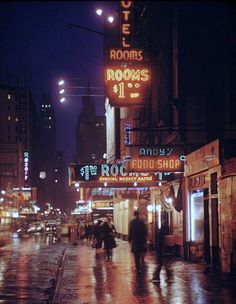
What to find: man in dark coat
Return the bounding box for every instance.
[152,219,167,283]
[128,211,148,273]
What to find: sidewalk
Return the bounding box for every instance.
[53,238,236,304]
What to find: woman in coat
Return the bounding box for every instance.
[103,218,116,261]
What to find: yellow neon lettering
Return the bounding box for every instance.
[109,49,143,61]
[122,24,130,35]
[123,69,131,80]
[115,69,123,81]
[122,37,130,48]
[137,50,143,60]
[107,69,115,81]
[122,11,131,22]
[121,1,132,9]
[110,50,116,60]
[141,69,150,81]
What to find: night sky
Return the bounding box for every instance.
[0,1,117,163]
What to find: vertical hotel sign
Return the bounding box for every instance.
[104,1,151,107]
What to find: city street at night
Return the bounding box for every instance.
[1,1,236,303]
[0,235,235,304]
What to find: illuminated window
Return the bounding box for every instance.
[8,115,11,120]
[49,125,51,129]
[49,117,52,120]
[190,190,204,242]
[15,117,18,122]
[8,94,11,100]
[55,180,58,183]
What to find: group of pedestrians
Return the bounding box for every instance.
[93,218,117,261]
[68,212,166,280]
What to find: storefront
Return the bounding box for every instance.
[151,178,183,256]
[185,140,221,266]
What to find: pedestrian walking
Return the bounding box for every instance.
[70,223,78,245]
[128,210,148,273]
[103,218,117,261]
[152,221,166,282]
[84,221,94,245]
[93,219,104,259]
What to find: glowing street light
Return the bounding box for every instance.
[58,79,65,86]
[60,97,66,103]
[96,8,103,16]
[107,15,114,24]
[95,8,115,24]
[59,89,65,94]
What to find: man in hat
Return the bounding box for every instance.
[128,210,148,273]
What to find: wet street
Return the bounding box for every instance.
[0,235,236,304]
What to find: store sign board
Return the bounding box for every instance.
[69,163,158,187]
[125,145,185,172]
[92,202,114,209]
[185,140,220,176]
[126,156,183,172]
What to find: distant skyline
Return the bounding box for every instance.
[0,1,118,163]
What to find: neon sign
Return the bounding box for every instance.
[104,1,151,107]
[126,157,183,172]
[69,163,158,187]
[24,151,29,182]
[125,145,185,172]
[104,65,151,106]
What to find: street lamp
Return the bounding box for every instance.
[57,78,105,103]
[58,79,65,86]
[95,8,115,24]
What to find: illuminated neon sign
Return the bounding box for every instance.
[104,1,151,107]
[126,157,183,172]
[104,65,151,106]
[69,163,158,187]
[24,151,29,182]
[125,145,185,172]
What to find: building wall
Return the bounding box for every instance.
[219,157,236,273]
[0,84,37,192]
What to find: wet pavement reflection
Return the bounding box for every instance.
[0,234,65,303]
[0,235,236,303]
[55,239,236,304]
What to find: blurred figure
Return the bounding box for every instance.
[93,220,104,259]
[78,221,85,240]
[84,221,94,245]
[70,222,78,245]
[128,211,148,273]
[103,218,117,261]
[152,220,166,282]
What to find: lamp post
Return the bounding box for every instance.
[57,78,105,103]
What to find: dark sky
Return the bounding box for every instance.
[0,1,118,164]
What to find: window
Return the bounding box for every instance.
[190,190,204,242]
[211,172,217,194]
